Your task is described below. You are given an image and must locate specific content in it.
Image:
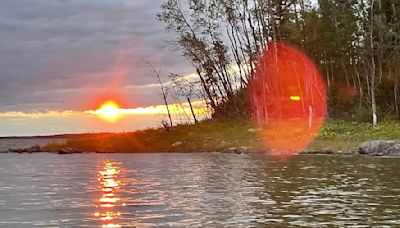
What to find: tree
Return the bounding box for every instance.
[169,73,200,123]
[143,59,173,128]
[157,0,400,123]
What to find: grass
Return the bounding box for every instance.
[310,119,400,152]
[41,119,400,153]
[41,119,263,153]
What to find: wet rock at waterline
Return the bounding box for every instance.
[7,145,42,153]
[171,141,183,147]
[359,140,400,156]
[299,149,334,155]
[58,147,83,154]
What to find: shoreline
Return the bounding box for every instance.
[2,140,397,157]
[2,119,399,156]
[1,149,399,157]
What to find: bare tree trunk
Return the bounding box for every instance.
[196,68,217,111]
[354,63,363,106]
[143,59,173,128]
[324,57,331,115]
[173,91,191,123]
[395,77,399,117]
[341,58,350,86]
[187,97,198,123]
[369,4,377,127]
[371,79,377,126]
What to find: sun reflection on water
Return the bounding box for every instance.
[95,161,122,228]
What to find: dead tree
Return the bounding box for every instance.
[143,58,173,128]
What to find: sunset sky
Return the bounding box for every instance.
[0,0,195,136]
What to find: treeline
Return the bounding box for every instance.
[157,0,400,125]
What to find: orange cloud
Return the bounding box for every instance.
[0,101,209,119]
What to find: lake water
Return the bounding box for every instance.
[0,151,399,227]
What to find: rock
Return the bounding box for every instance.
[95,150,113,154]
[204,137,212,141]
[28,145,41,153]
[58,147,82,155]
[9,148,24,153]
[239,146,249,153]
[7,145,42,153]
[58,148,73,154]
[171,141,183,147]
[299,149,334,155]
[228,146,248,154]
[8,148,27,153]
[229,147,237,152]
[340,151,357,155]
[359,140,400,156]
[248,128,257,133]
[320,149,334,154]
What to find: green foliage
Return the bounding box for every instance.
[353,105,385,123]
[41,119,261,153]
[311,119,400,151]
[40,141,65,152]
[213,88,250,119]
[354,105,373,123]
[158,0,400,121]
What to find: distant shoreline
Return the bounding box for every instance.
[0,132,129,140]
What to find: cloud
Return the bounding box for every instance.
[0,100,209,119]
[0,110,79,119]
[0,0,192,112]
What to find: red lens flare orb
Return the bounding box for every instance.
[251,42,327,155]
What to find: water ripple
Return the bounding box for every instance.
[0,153,398,227]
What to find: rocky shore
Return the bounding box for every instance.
[298,140,400,156]
[358,140,400,156]
[1,140,400,156]
[2,146,84,154]
[3,146,102,155]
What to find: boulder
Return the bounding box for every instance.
[171,141,183,147]
[58,147,82,154]
[95,150,113,154]
[359,140,400,156]
[227,146,248,154]
[27,145,41,153]
[8,148,27,153]
[300,149,334,155]
[228,147,237,152]
[238,146,249,153]
[7,145,42,153]
[247,128,257,133]
[320,148,334,154]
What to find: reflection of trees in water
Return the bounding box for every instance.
[178,155,277,224]
[257,156,397,226]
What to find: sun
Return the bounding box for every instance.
[97,101,121,121]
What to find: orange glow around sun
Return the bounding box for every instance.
[96,101,121,121]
